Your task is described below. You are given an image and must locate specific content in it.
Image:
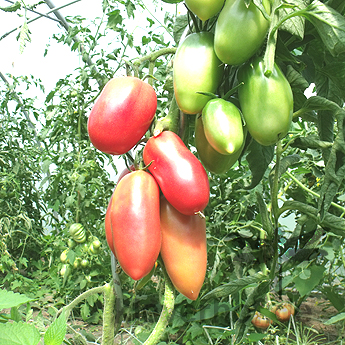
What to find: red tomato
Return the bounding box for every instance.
[105,166,135,257]
[109,170,161,280]
[88,77,157,155]
[160,197,207,300]
[251,311,272,329]
[143,131,210,215]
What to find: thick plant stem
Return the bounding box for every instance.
[102,282,116,345]
[143,269,175,345]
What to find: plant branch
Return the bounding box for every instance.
[132,47,177,67]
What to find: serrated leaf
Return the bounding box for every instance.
[293,265,325,297]
[291,136,333,150]
[17,20,31,54]
[202,273,267,300]
[245,139,275,189]
[303,95,341,112]
[0,322,40,345]
[173,15,188,44]
[286,65,309,91]
[304,0,345,56]
[0,1,21,12]
[44,309,67,345]
[0,289,34,310]
[106,9,123,31]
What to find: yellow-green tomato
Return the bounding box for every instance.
[238,57,293,146]
[60,249,68,263]
[195,115,245,174]
[173,32,223,114]
[185,0,225,21]
[214,0,270,65]
[202,98,244,155]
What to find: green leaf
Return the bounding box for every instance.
[293,265,325,297]
[173,15,188,44]
[303,95,341,112]
[0,289,34,310]
[202,273,267,300]
[106,10,123,31]
[0,1,21,12]
[0,321,40,345]
[125,0,135,18]
[190,301,232,321]
[17,20,31,54]
[245,140,274,189]
[291,136,333,150]
[44,309,67,345]
[324,312,345,325]
[304,0,345,56]
[256,191,274,239]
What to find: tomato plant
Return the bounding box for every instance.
[87,77,157,155]
[238,57,293,146]
[160,196,207,300]
[195,115,245,174]
[143,130,210,215]
[185,0,225,21]
[202,98,244,155]
[272,303,295,322]
[214,0,270,65]
[109,170,161,281]
[173,32,223,114]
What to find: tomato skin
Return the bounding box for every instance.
[110,170,161,281]
[160,197,207,300]
[143,131,210,215]
[202,98,244,155]
[173,32,223,114]
[185,0,225,21]
[214,0,270,65]
[238,57,293,146]
[195,115,245,174]
[105,166,134,257]
[87,77,157,155]
[251,311,272,330]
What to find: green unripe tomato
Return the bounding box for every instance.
[60,264,68,276]
[214,0,270,65]
[195,115,246,174]
[92,238,101,250]
[202,98,244,155]
[60,249,68,263]
[185,0,225,21]
[67,238,76,249]
[73,257,81,269]
[81,259,89,268]
[69,223,86,243]
[173,32,223,114]
[89,243,101,255]
[238,57,293,146]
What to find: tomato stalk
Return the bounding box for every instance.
[143,263,175,345]
[153,96,181,136]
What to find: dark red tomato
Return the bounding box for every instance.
[251,311,272,330]
[109,170,161,281]
[88,77,157,155]
[160,197,207,300]
[143,131,210,215]
[104,166,135,257]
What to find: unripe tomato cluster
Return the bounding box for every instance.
[87,0,295,300]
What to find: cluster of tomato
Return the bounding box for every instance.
[87,76,208,300]
[86,0,294,300]
[252,303,295,329]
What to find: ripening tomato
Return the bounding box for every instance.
[214,0,270,65]
[160,197,207,300]
[272,303,295,322]
[238,57,293,146]
[143,131,210,215]
[109,170,161,281]
[251,311,272,330]
[88,77,157,155]
[185,0,225,21]
[173,32,223,114]
[195,115,245,174]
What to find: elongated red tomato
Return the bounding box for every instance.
[105,166,135,257]
[160,197,207,300]
[109,170,161,280]
[143,131,210,215]
[88,77,157,155]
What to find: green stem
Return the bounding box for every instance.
[132,48,177,68]
[102,282,116,345]
[143,267,175,345]
[285,171,345,214]
[153,96,181,136]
